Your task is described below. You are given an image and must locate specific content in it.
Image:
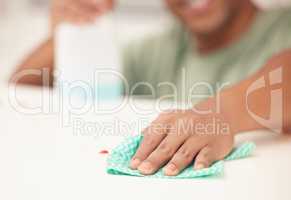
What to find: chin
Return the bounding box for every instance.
[185,11,229,35]
[168,0,231,35]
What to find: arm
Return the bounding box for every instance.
[210,49,291,134]
[10,37,55,87]
[10,0,114,87]
[129,49,291,176]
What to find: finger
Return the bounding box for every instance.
[83,0,114,11]
[129,131,166,170]
[78,0,112,14]
[194,146,218,170]
[137,133,188,175]
[163,137,204,176]
[103,0,115,10]
[72,2,98,16]
[62,11,91,25]
[80,0,99,6]
[130,117,170,169]
[63,0,99,23]
[60,3,88,23]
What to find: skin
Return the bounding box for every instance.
[131,51,291,175]
[10,0,114,87]
[131,1,291,175]
[165,0,258,53]
[10,0,291,175]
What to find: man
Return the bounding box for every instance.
[11,0,291,176]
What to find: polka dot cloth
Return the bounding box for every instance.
[107,135,256,179]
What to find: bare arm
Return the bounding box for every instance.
[198,49,291,134]
[10,0,114,87]
[10,37,55,87]
[130,49,291,175]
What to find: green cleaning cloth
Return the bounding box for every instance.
[107,135,255,179]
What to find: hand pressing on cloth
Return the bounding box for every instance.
[129,54,291,176]
[129,109,234,176]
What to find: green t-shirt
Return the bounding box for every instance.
[122,9,291,103]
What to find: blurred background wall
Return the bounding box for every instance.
[0,0,291,85]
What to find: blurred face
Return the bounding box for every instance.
[166,0,247,34]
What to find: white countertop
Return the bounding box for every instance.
[1,2,291,199]
[0,86,290,200]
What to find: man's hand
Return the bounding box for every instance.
[51,0,114,31]
[130,110,234,176]
[129,49,291,176]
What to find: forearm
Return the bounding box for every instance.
[10,37,55,87]
[197,49,291,134]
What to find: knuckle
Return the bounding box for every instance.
[177,148,193,161]
[199,154,209,163]
[198,148,213,162]
[202,149,211,158]
[151,125,163,135]
[157,143,173,156]
[142,127,150,135]
[143,136,156,147]
[134,149,147,160]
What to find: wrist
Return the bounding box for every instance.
[218,83,265,134]
[194,83,263,135]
